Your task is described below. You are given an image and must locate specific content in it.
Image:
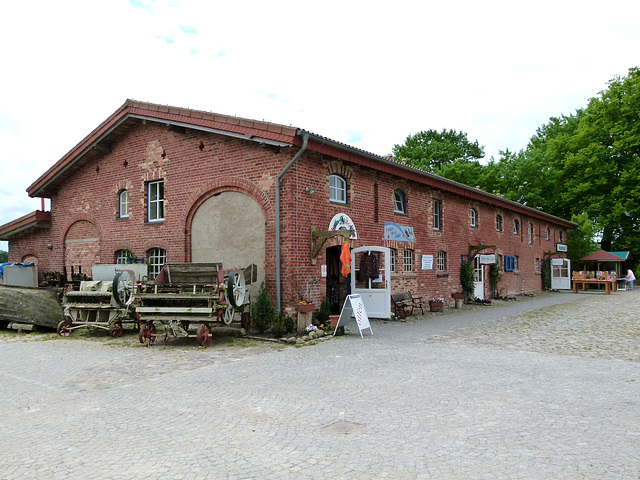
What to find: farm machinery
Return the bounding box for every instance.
[135,263,256,347]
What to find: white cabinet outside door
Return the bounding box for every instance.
[350,246,391,319]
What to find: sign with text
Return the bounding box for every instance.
[556,244,568,252]
[479,254,496,265]
[334,294,373,338]
[384,222,414,242]
[421,255,434,270]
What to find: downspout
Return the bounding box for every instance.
[275,132,309,313]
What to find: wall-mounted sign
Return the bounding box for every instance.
[384,222,414,242]
[329,213,357,239]
[556,244,568,252]
[479,254,496,265]
[551,258,565,266]
[421,255,433,270]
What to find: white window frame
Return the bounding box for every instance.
[119,190,129,218]
[394,189,406,214]
[147,247,166,279]
[470,208,477,227]
[437,251,447,272]
[148,180,164,222]
[513,219,520,235]
[529,223,535,244]
[116,249,133,264]
[403,249,414,272]
[496,214,503,232]
[546,227,551,241]
[433,199,441,231]
[329,174,347,204]
[390,248,397,273]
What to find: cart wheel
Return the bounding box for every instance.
[197,323,212,347]
[112,272,133,307]
[223,306,235,325]
[57,320,73,337]
[226,271,246,308]
[241,312,251,332]
[141,322,156,346]
[138,322,146,343]
[111,321,124,338]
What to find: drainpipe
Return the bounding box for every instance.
[275,132,309,313]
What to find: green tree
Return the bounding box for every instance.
[0,251,7,263]
[392,129,485,172]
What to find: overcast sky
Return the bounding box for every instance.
[2,0,640,252]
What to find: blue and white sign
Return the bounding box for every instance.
[384,222,414,242]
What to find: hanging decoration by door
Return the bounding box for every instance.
[329,213,357,239]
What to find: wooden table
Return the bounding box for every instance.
[572,279,617,294]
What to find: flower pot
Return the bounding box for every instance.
[429,301,444,312]
[297,303,315,313]
[330,314,340,328]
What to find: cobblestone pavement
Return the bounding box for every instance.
[1,290,639,479]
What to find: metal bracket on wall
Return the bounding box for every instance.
[311,227,353,265]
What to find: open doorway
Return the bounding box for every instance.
[326,246,349,314]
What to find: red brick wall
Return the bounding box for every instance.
[8,121,567,309]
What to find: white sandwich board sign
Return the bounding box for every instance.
[333,294,373,338]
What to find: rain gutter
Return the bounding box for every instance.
[275,132,309,313]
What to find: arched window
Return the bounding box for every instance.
[546,227,551,241]
[329,174,347,204]
[115,249,134,264]
[496,214,503,232]
[513,219,520,235]
[147,247,166,279]
[529,223,535,244]
[470,208,478,227]
[394,189,406,214]
[118,189,129,218]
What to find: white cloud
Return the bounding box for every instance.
[1,0,640,238]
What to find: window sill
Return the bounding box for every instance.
[402,272,418,279]
[436,273,449,278]
[330,200,349,207]
[144,220,164,225]
[394,211,408,216]
[116,216,129,221]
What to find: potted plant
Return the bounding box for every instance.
[297,300,315,313]
[429,297,444,312]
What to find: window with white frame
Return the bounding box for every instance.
[433,199,442,230]
[513,219,520,235]
[329,174,347,204]
[394,189,406,214]
[118,189,129,218]
[437,251,447,272]
[147,180,164,222]
[403,249,414,272]
[147,247,166,279]
[115,249,134,264]
[390,248,397,273]
[470,208,477,227]
[529,223,535,244]
[496,214,503,232]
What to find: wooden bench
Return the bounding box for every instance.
[391,292,426,318]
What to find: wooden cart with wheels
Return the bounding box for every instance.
[135,263,256,347]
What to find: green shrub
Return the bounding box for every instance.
[251,282,275,334]
[460,261,474,295]
[283,315,295,334]
[271,314,286,338]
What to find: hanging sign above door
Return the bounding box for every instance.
[329,213,357,239]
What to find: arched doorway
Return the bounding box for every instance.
[64,220,100,281]
[191,191,265,299]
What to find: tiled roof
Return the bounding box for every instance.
[579,249,624,262]
[0,211,51,240]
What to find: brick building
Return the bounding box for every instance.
[0,100,575,317]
